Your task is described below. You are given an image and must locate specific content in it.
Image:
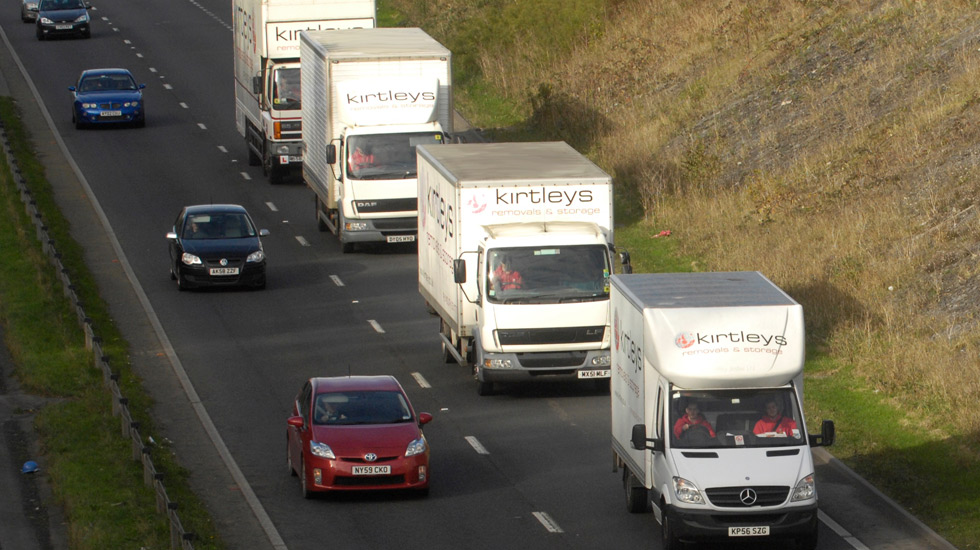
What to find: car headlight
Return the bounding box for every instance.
[180,252,202,266]
[26,2,38,9]
[672,477,705,505]
[791,473,816,502]
[246,250,265,263]
[74,13,89,23]
[310,441,335,460]
[39,16,52,23]
[405,436,426,457]
[81,102,97,109]
[123,101,140,108]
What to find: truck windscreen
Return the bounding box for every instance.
[669,388,805,449]
[486,245,610,304]
[346,133,445,180]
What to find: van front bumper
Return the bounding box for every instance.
[667,502,817,544]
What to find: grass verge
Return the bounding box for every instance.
[0,97,224,548]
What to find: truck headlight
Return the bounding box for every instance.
[345,221,368,231]
[484,358,514,369]
[672,477,705,505]
[791,473,815,501]
[591,353,611,367]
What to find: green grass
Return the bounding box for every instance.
[0,97,224,549]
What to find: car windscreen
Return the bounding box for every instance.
[313,391,413,425]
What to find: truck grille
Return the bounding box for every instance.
[497,326,605,346]
[354,198,417,214]
[705,486,790,507]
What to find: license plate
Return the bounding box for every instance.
[578,369,611,379]
[209,267,239,276]
[387,235,416,243]
[100,111,122,117]
[729,526,769,537]
[351,465,390,476]
[55,24,73,29]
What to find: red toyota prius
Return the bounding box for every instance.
[286,375,432,498]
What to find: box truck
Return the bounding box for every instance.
[233,0,375,184]
[300,28,453,252]
[418,142,631,395]
[610,271,835,550]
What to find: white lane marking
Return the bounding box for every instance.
[136,53,143,58]
[123,39,131,44]
[240,172,251,181]
[411,372,431,388]
[217,145,228,153]
[368,320,385,334]
[180,103,189,109]
[163,83,173,90]
[819,510,870,550]
[329,275,344,287]
[197,123,207,130]
[264,202,277,211]
[532,512,564,533]
[464,436,489,455]
[295,236,310,247]
[149,67,157,73]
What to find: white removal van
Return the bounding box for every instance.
[233,0,375,184]
[610,271,835,550]
[300,27,453,252]
[418,142,630,395]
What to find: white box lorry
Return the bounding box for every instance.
[300,27,453,252]
[233,0,375,184]
[418,142,631,395]
[610,271,835,550]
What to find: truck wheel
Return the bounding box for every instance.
[661,507,682,550]
[477,379,494,396]
[341,241,355,254]
[247,145,261,166]
[624,469,649,513]
[441,341,455,364]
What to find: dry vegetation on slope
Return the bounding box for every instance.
[388,0,980,542]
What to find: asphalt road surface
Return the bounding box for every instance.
[0,2,960,549]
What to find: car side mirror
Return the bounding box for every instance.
[325,144,337,165]
[68,86,76,92]
[418,412,433,426]
[287,416,304,428]
[166,231,178,240]
[259,229,270,237]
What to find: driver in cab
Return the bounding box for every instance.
[673,400,716,439]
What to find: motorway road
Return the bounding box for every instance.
[0,1,959,549]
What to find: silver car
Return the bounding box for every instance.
[21,0,39,22]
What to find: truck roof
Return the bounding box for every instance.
[613,271,798,309]
[301,27,450,58]
[417,142,610,184]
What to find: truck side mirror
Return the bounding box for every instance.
[630,424,647,450]
[251,75,262,95]
[325,144,336,165]
[808,419,835,447]
[453,259,466,284]
[619,250,633,274]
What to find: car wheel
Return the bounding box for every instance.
[175,265,187,291]
[287,440,296,477]
[300,457,312,499]
[797,528,818,550]
[36,31,43,41]
[135,116,145,128]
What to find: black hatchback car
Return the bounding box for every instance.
[36,0,90,40]
[166,204,269,290]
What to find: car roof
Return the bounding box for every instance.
[311,375,403,395]
[183,204,249,216]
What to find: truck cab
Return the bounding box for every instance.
[455,222,617,394]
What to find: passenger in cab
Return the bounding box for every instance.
[753,399,799,437]
[673,400,716,439]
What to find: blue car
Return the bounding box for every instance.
[35,0,90,40]
[69,68,146,129]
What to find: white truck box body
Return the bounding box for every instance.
[610,271,827,548]
[301,28,452,248]
[233,0,375,182]
[418,142,616,390]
